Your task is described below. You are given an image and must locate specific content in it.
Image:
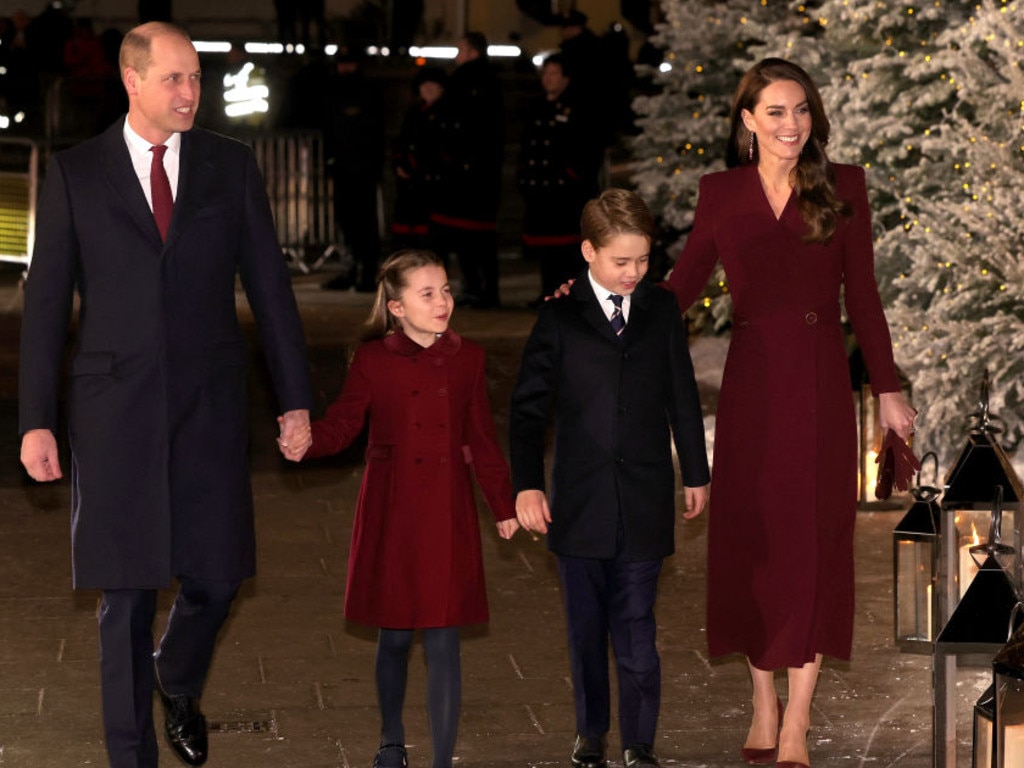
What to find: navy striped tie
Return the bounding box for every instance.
[608,294,625,336]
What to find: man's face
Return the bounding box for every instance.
[124,32,201,145]
[541,62,569,100]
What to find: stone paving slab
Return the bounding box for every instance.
[0,267,987,766]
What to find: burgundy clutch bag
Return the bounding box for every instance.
[875,429,922,500]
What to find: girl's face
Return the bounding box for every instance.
[741,78,811,167]
[387,264,454,347]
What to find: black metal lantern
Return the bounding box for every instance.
[893,452,941,653]
[992,607,1024,767]
[974,683,995,768]
[943,371,1023,605]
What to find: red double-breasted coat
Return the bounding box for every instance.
[669,164,901,669]
[306,329,515,629]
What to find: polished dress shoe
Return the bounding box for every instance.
[571,734,607,768]
[742,697,785,765]
[623,745,660,767]
[155,680,208,766]
[373,744,408,768]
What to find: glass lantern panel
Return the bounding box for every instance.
[896,539,933,642]
[956,509,998,598]
[996,673,1024,767]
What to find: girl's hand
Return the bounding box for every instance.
[496,518,520,539]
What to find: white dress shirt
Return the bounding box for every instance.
[123,118,181,210]
[587,269,631,324]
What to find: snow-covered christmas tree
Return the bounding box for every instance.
[631,0,1024,472]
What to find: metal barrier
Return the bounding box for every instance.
[248,131,341,273]
[0,138,38,271]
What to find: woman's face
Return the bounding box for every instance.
[741,78,812,166]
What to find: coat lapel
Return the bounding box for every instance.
[100,120,163,246]
[620,280,654,344]
[572,273,622,344]
[165,129,213,251]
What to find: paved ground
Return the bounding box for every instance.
[0,261,990,766]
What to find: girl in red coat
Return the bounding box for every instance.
[279,249,519,768]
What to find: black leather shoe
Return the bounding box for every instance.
[155,677,208,766]
[571,734,607,768]
[372,744,408,767]
[623,745,660,767]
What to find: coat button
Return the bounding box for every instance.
[438,388,447,397]
[805,312,818,325]
[615,456,624,465]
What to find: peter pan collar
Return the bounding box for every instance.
[382,328,463,357]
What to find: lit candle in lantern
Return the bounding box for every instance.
[960,523,981,598]
[926,583,932,641]
[1004,724,1024,765]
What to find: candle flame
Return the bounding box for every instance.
[970,522,981,546]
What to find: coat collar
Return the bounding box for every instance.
[99,119,210,251]
[570,271,654,344]
[383,328,463,357]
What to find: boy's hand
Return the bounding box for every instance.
[516,489,552,533]
[682,484,709,520]
[496,518,520,539]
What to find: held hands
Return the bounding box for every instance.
[276,409,312,462]
[20,429,62,482]
[516,489,551,534]
[496,518,520,539]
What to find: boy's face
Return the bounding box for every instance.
[582,233,650,296]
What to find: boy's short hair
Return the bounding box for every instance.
[580,189,655,249]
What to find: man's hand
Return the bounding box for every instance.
[682,484,709,520]
[516,489,552,533]
[21,429,62,482]
[276,409,312,462]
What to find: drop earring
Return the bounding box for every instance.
[748,132,756,161]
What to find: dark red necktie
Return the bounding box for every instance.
[149,144,173,241]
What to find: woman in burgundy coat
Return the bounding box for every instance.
[281,250,518,768]
[667,60,915,768]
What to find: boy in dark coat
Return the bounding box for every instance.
[509,189,710,768]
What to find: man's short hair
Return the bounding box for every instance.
[119,21,192,77]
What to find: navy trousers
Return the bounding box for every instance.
[557,553,663,750]
[98,577,239,768]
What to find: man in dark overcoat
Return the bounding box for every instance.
[518,53,602,302]
[429,31,505,308]
[18,22,313,768]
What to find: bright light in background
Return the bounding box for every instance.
[409,45,458,60]
[531,49,558,67]
[194,41,232,53]
[244,42,284,55]
[659,62,672,73]
[223,62,269,118]
[488,45,521,58]
[324,44,338,56]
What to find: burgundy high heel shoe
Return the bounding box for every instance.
[741,697,784,765]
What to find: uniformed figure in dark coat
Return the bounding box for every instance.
[391,66,446,251]
[430,31,505,308]
[18,23,312,768]
[322,48,386,291]
[518,54,602,301]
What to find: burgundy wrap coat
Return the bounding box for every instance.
[306,329,515,629]
[669,163,900,669]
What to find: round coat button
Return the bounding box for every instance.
[805,312,818,325]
